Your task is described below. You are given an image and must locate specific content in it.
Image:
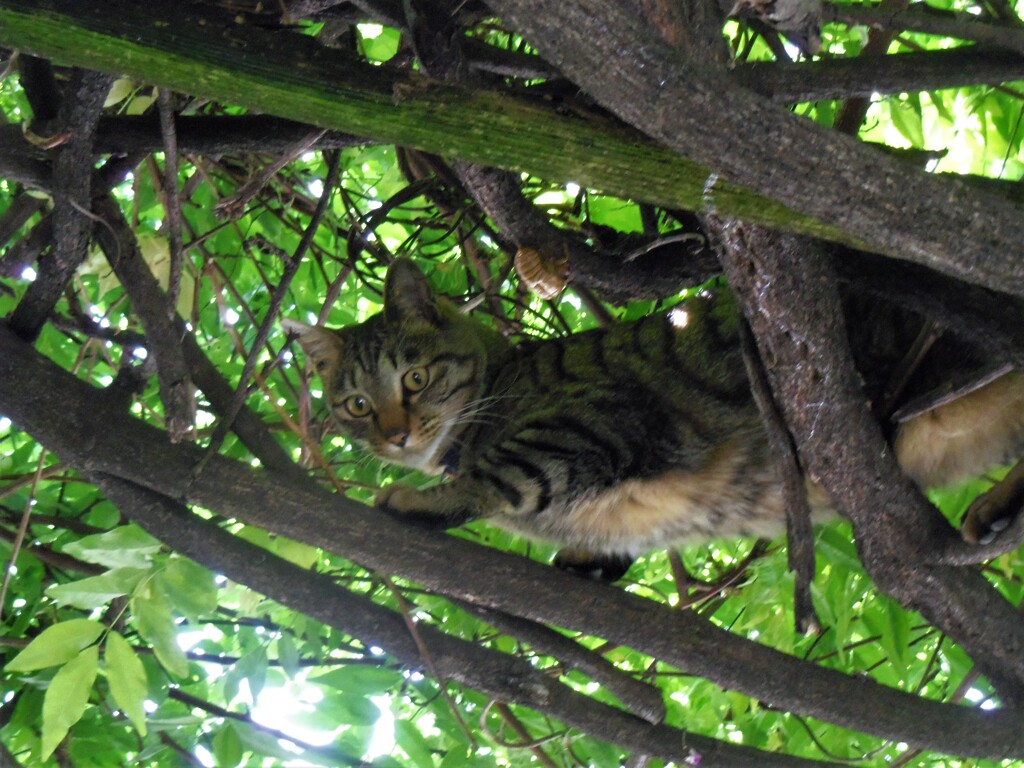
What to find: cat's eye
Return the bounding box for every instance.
[343,395,371,418]
[402,366,430,393]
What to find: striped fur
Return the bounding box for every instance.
[285,259,1024,557]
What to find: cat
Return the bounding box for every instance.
[283,259,1024,576]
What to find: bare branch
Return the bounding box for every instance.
[825,1,1024,54]
[735,46,1024,104]
[92,193,197,443]
[4,0,1024,293]
[484,0,1024,297]
[93,473,831,768]
[8,69,111,340]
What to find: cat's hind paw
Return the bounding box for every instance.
[375,484,471,530]
[553,548,634,582]
[962,461,1024,545]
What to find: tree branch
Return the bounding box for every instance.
[735,45,1024,104]
[456,602,666,724]
[165,688,372,767]
[830,248,1024,371]
[7,68,111,340]
[825,1,1024,55]
[92,194,197,443]
[4,0,1024,295]
[93,474,828,768]
[710,222,1024,706]
[483,0,1024,298]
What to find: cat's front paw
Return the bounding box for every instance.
[375,485,468,530]
[962,470,1024,544]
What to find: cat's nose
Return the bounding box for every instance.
[384,427,409,447]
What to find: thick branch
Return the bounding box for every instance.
[826,2,1024,55]
[94,474,826,768]
[735,46,1024,103]
[92,194,196,443]
[458,602,666,724]
[455,161,718,300]
[711,223,1024,705]
[830,248,1024,371]
[0,194,47,253]
[95,116,363,155]
[0,0,796,237]
[2,322,1023,757]
[8,68,111,340]
[4,0,1024,295]
[484,0,1024,298]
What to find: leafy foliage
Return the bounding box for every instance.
[2,2,1024,767]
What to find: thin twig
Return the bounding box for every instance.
[0,451,47,618]
[199,149,341,465]
[381,575,479,747]
[737,319,820,634]
[478,700,563,765]
[157,88,185,320]
[167,688,371,766]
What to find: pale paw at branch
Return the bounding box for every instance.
[962,460,1024,545]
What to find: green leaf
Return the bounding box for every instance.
[312,665,403,695]
[131,590,189,678]
[103,77,135,108]
[46,567,149,609]
[234,646,269,703]
[155,557,217,622]
[275,633,300,678]
[274,538,319,569]
[229,720,298,761]
[5,619,104,672]
[586,195,643,233]
[212,722,245,768]
[104,631,148,736]
[324,694,381,727]
[361,26,400,63]
[41,645,99,759]
[438,748,501,768]
[63,525,162,569]
[395,719,435,767]
[889,96,925,147]
[885,599,910,673]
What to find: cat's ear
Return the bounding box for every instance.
[383,258,440,325]
[281,319,344,380]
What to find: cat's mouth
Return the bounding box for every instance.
[375,434,449,476]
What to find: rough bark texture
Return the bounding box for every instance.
[484,0,1024,297]
[2,0,1024,290]
[711,222,1024,705]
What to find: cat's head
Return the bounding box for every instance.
[283,259,499,475]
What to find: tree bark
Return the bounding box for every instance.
[2,0,1024,295]
[712,222,1024,705]
[483,0,1024,298]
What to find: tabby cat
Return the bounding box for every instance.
[283,259,1024,574]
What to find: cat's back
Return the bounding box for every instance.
[497,295,752,422]
[465,296,758,481]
